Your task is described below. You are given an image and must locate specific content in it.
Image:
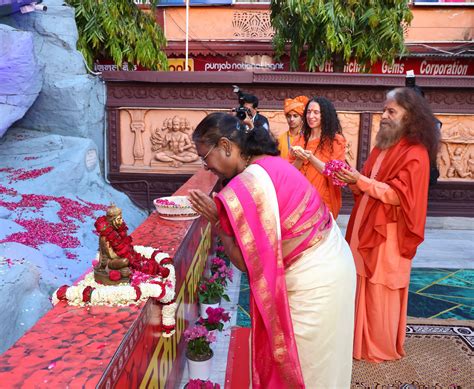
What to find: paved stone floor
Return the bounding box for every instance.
[181,217,474,388]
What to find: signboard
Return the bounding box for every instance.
[324,57,473,76]
[168,58,194,71]
[137,224,211,389]
[134,0,232,4]
[93,59,193,72]
[94,56,474,76]
[190,55,474,76]
[193,55,285,72]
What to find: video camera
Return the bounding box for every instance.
[405,70,426,98]
[404,70,439,129]
[232,85,251,121]
[405,70,416,89]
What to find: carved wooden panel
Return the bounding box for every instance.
[358,112,373,169]
[119,109,212,175]
[107,85,474,114]
[108,109,120,173]
[370,114,382,153]
[262,110,287,139]
[338,112,360,168]
[103,71,474,216]
[261,110,360,169]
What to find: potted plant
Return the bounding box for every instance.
[184,325,216,380]
[184,379,220,389]
[198,274,230,318]
[198,307,231,333]
[210,257,233,287]
[215,244,227,259]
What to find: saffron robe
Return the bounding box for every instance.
[277,131,299,161]
[346,138,430,362]
[290,134,346,219]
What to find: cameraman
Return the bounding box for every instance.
[241,93,270,132]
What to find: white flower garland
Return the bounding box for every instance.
[52,246,176,337]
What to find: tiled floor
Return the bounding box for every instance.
[408,268,474,319]
[236,268,474,327]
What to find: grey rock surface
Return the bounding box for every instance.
[0,128,147,354]
[0,24,43,137]
[1,1,105,156]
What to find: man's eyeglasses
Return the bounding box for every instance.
[200,144,216,166]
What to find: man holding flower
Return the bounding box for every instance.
[337,88,440,363]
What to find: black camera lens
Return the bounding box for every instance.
[235,106,248,121]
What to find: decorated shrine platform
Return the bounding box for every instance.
[0,169,218,388]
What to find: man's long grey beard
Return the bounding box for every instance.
[375,121,405,150]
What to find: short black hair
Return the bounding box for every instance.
[241,93,259,108]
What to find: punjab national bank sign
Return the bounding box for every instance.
[94,56,473,76]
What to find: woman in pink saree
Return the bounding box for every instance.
[189,113,356,388]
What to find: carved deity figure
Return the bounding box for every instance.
[446,145,471,178]
[345,141,355,162]
[468,151,474,176]
[152,116,198,167]
[94,204,132,285]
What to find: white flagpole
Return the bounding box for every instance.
[185,0,189,71]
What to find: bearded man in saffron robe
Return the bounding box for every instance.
[336,87,440,362]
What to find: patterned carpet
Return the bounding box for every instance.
[351,318,474,387]
[236,268,474,327]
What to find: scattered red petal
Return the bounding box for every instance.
[65,251,78,260]
[0,219,79,249]
[0,185,17,196]
[4,167,54,184]
[0,166,116,255]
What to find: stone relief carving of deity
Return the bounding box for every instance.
[437,118,474,181]
[150,116,198,168]
[440,144,472,179]
[345,141,355,162]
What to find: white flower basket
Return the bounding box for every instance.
[153,196,198,220]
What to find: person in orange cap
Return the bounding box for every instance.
[278,96,309,160]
